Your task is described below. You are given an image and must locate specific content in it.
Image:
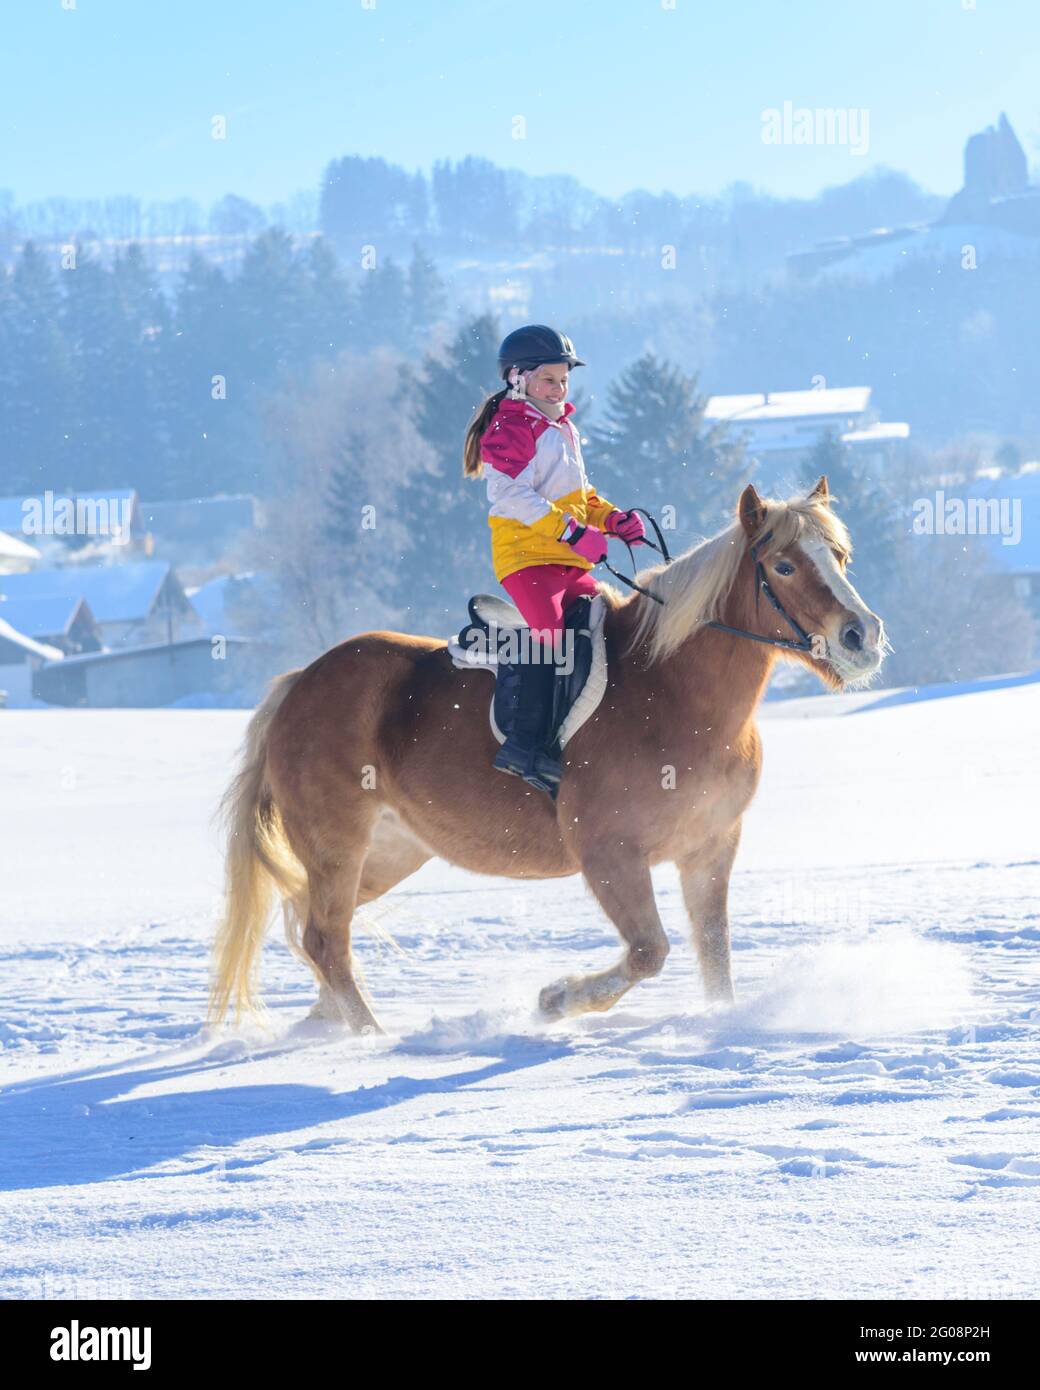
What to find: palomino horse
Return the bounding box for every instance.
[208,479,885,1033]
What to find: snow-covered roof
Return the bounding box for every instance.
[0,489,139,538]
[0,530,41,563]
[814,221,1040,283]
[0,561,177,624]
[38,634,261,669]
[0,616,63,662]
[0,593,95,638]
[705,388,872,424]
[186,573,235,630]
[186,571,281,636]
[140,495,256,543]
[842,422,911,444]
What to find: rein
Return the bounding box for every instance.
[602,508,815,654]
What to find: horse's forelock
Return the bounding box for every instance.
[757,496,852,565]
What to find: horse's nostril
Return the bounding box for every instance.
[841,620,864,652]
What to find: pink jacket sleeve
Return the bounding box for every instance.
[480,412,539,476]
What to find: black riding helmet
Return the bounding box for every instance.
[497,324,586,380]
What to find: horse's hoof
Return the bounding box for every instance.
[305,1003,343,1025]
[291,1012,347,1040]
[539,979,571,1020]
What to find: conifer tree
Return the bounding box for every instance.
[588,351,748,537]
[406,243,448,347]
[1,242,72,494]
[355,257,409,352]
[404,313,502,623]
[798,429,896,582]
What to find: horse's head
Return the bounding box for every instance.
[738,477,886,689]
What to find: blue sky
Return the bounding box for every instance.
[2,0,1037,207]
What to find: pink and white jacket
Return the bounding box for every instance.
[479,398,618,582]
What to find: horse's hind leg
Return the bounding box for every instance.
[303,808,433,1031]
[300,847,383,1034]
[539,847,669,1020]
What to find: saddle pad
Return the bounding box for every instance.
[446,593,609,750]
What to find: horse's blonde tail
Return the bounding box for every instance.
[207,670,308,1029]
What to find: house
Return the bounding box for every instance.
[0,616,62,667]
[0,594,102,655]
[0,530,41,574]
[704,386,909,487]
[187,571,281,639]
[32,635,274,708]
[0,561,200,648]
[0,489,147,553]
[972,468,1040,620]
[139,495,258,560]
[0,617,63,708]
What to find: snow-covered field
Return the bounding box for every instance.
[1,682,1038,1300]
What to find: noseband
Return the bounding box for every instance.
[604,509,816,655]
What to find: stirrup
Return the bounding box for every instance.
[524,747,562,794]
[493,739,561,794]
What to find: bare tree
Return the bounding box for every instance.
[247,346,439,666]
[881,529,1036,688]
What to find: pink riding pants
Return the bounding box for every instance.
[500,562,600,648]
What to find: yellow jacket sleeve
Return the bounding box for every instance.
[584,490,619,533]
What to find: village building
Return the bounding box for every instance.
[0,530,41,574]
[139,495,258,561]
[32,635,274,708]
[0,561,200,648]
[0,594,102,656]
[703,386,909,488]
[0,489,148,553]
[972,467,1040,621]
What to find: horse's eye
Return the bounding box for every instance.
[774,561,795,577]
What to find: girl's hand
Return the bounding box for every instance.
[560,517,608,564]
[606,509,647,544]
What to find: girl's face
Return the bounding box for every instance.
[524,363,569,404]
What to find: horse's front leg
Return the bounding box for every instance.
[676,824,741,1005]
[539,846,669,1020]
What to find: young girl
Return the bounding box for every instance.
[462,324,645,794]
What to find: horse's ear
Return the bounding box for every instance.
[738,483,767,538]
[808,474,830,503]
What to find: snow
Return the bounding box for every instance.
[704,386,872,422]
[1,682,1038,1300]
[814,221,1040,282]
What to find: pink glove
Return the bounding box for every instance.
[560,516,608,564]
[606,509,646,544]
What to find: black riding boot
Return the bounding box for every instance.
[492,655,562,796]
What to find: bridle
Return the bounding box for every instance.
[602,507,816,655]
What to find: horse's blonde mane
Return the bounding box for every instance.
[620,494,852,666]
